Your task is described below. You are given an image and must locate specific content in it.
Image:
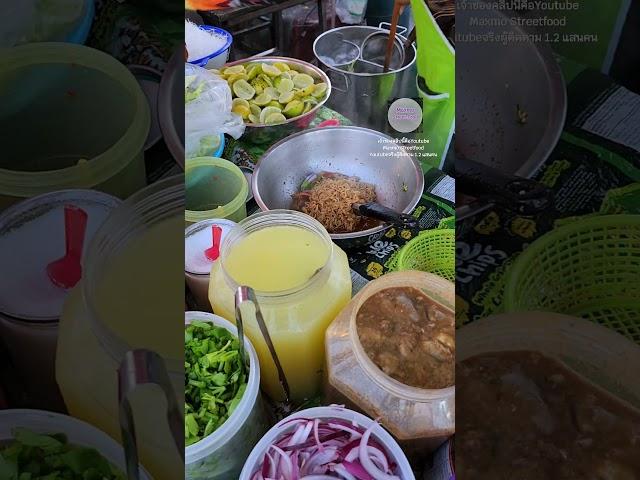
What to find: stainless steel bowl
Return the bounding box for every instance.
[252,126,424,249]
[223,56,332,145]
[158,48,185,169]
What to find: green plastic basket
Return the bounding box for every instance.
[393,228,455,282]
[504,215,640,343]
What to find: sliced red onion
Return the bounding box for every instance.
[358,424,400,480]
[252,418,401,480]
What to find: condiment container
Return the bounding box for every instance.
[185,157,248,225]
[325,271,455,460]
[185,219,237,310]
[185,311,269,480]
[0,190,120,409]
[239,406,416,480]
[56,176,184,480]
[0,43,149,210]
[457,312,640,410]
[423,438,454,480]
[0,409,152,480]
[210,210,352,402]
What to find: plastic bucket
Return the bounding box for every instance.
[185,157,248,224]
[66,0,95,44]
[0,409,152,479]
[185,311,269,480]
[240,406,416,480]
[188,26,233,70]
[0,43,150,210]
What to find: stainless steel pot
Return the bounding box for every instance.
[223,56,332,145]
[252,126,424,249]
[313,25,418,137]
[454,3,567,221]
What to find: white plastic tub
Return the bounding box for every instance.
[0,409,152,479]
[185,311,269,480]
[240,406,416,480]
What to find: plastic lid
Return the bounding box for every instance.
[0,190,120,321]
[185,219,237,275]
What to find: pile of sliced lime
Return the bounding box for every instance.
[217,62,328,126]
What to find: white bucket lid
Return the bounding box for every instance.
[184,218,237,275]
[0,190,120,321]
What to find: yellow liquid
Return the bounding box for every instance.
[57,217,184,480]
[210,225,352,402]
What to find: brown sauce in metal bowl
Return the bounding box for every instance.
[356,286,454,390]
[458,351,640,478]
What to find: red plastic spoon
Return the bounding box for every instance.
[204,225,223,261]
[47,205,88,289]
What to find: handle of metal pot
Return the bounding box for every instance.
[379,22,408,37]
[118,349,184,480]
[326,69,349,94]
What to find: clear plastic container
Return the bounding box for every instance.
[0,189,120,409]
[0,43,149,209]
[185,157,248,225]
[209,210,352,402]
[185,311,269,480]
[185,218,237,310]
[239,406,416,480]
[325,271,455,460]
[0,409,152,479]
[56,176,184,480]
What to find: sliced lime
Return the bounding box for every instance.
[260,106,282,123]
[293,73,314,89]
[274,62,291,72]
[295,84,315,98]
[301,96,319,105]
[249,103,261,116]
[277,78,294,94]
[232,98,250,109]
[246,64,262,80]
[253,92,272,106]
[227,73,248,87]
[267,100,283,109]
[283,100,304,118]
[264,86,279,99]
[261,63,281,77]
[312,82,328,98]
[222,65,245,76]
[232,104,251,119]
[278,91,295,104]
[302,102,313,114]
[257,73,273,87]
[265,112,287,124]
[233,80,255,100]
[279,71,293,80]
[248,114,260,124]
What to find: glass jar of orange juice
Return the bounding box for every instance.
[209,210,352,403]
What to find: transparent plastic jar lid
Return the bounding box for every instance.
[0,190,120,321]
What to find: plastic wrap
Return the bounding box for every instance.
[185,63,245,158]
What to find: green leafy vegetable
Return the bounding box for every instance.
[185,321,248,447]
[0,429,125,479]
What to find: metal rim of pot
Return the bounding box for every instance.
[313,25,417,78]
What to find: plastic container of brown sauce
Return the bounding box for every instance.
[325,271,455,463]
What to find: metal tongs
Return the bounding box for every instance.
[452,155,555,221]
[118,350,184,480]
[235,286,290,403]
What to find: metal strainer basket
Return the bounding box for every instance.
[504,215,640,343]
